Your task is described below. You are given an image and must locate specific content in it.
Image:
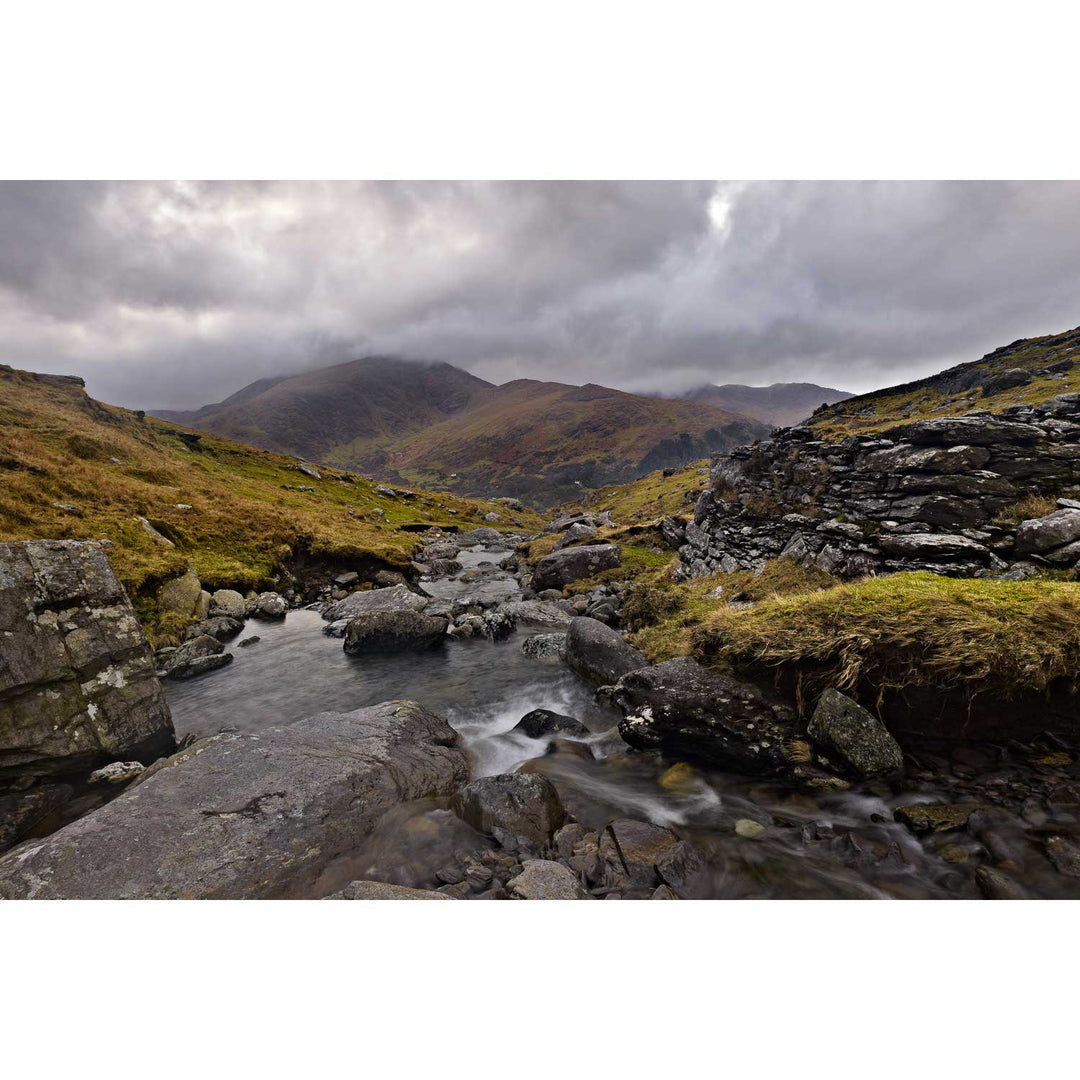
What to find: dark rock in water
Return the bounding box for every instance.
[323,582,428,622]
[656,839,710,899]
[162,634,233,680]
[0,782,75,854]
[613,657,797,776]
[893,803,982,834]
[188,615,244,642]
[1044,835,1080,878]
[531,544,621,591]
[564,616,645,686]
[0,539,176,782]
[428,558,462,575]
[236,635,260,647]
[0,701,468,899]
[507,859,591,899]
[521,632,566,661]
[513,709,589,740]
[325,880,455,900]
[807,688,904,776]
[451,773,566,848]
[599,819,683,893]
[975,865,1028,899]
[343,610,449,654]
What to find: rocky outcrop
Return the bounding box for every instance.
[613,657,798,775]
[0,701,468,899]
[0,540,176,782]
[563,616,645,686]
[531,544,621,591]
[681,393,1080,580]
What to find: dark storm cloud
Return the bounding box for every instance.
[1,180,1078,408]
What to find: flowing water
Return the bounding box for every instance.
[165,601,1080,900]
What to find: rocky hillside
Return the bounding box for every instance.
[808,324,1080,438]
[680,381,852,427]
[151,357,768,507]
[0,364,542,641]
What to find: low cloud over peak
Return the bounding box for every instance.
[1,180,1078,409]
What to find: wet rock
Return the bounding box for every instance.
[894,803,982,834]
[496,600,572,629]
[236,635,260,647]
[507,859,591,899]
[343,610,449,654]
[655,839,709,898]
[0,700,468,899]
[531,544,621,592]
[323,583,428,623]
[1044,835,1080,878]
[613,657,796,776]
[807,688,904,776]
[162,634,233,680]
[457,527,503,546]
[521,632,566,662]
[250,591,288,619]
[88,761,145,784]
[189,615,244,642]
[513,709,590,740]
[208,588,246,619]
[451,773,566,848]
[322,619,350,638]
[599,819,682,891]
[975,865,1028,899]
[325,880,454,899]
[372,569,408,589]
[735,818,768,839]
[553,823,590,861]
[0,539,176,781]
[564,616,646,686]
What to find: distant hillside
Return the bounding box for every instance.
[152,357,769,507]
[807,324,1080,439]
[680,381,852,427]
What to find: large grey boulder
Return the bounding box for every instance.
[0,540,176,782]
[1015,509,1080,554]
[161,634,232,680]
[0,701,468,899]
[249,591,288,619]
[343,610,449,654]
[613,657,797,776]
[496,600,572,628]
[554,522,598,549]
[451,773,566,848]
[531,544,621,592]
[157,567,204,618]
[208,589,246,619]
[564,616,645,686]
[323,582,428,622]
[807,688,904,775]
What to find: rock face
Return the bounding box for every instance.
[343,610,449,654]
[322,583,428,623]
[0,701,468,899]
[681,392,1080,580]
[451,773,566,848]
[531,544,621,592]
[807,688,904,775]
[0,540,176,781]
[613,657,797,775]
[564,616,645,686]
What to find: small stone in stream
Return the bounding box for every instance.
[599,819,681,891]
[1044,835,1080,878]
[894,804,981,834]
[435,862,466,885]
[236,635,260,647]
[937,844,970,864]
[322,619,349,637]
[656,840,709,898]
[88,761,145,784]
[343,610,449,654]
[521,632,566,662]
[325,880,454,900]
[808,688,904,776]
[735,819,767,839]
[513,709,589,740]
[658,762,700,793]
[465,863,494,891]
[162,634,233,680]
[451,774,566,847]
[507,859,591,899]
[975,865,1028,900]
[481,610,515,640]
[372,569,407,588]
[531,543,621,592]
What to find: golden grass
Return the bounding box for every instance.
[567,461,709,525]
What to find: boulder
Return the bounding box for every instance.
[807,688,904,775]
[507,859,591,899]
[613,657,797,775]
[496,600,572,629]
[521,632,567,662]
[0,539,176,781]
[325,880,455,900]
[189,615,244,642]
[531,544,621,592]
[554,522,598,549]
[598,819,704,895]
[249,591,288,619]
[877,533,994,561]
[208,588,246,619]
[513,709,589,740]
[323,582,428,622]
[157,567,203,618]
[1015,509,1080,554]
[564,616,645,686]
[0,701,468,899]
[162,634,233,680]
[451,773,566,848]
[343,610,449,654]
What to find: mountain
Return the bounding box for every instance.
[679,381,853,427]
[807,324,1080,439]
[151,357,770,507]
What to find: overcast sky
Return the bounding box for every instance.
[2,180,1079,410]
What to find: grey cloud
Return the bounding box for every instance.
[0,180,1078,408]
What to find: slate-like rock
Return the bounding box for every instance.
[531,544,621,591]
[343,610,449,654]
[162,634,233,680]
[564,616,645,686]
[0,701,468,899]
[323,582,429,622]
[807,688,904,775]
[1015,509,1080,554]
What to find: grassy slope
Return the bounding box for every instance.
[809,324,1080,439]
[0,366,543,630]
[574,459,711,525]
